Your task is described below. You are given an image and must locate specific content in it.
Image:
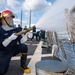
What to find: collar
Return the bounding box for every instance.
[2,25,16,31]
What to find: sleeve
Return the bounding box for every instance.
[2,33,18,47]
[0,22,2,27]
[16,28,22,44]
[20,33,28,43]
[0,33,6,50]
[16,28,28,44]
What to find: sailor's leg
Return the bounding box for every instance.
[0,50,12,75]
[18,44,31,73]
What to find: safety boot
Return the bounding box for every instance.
[20,53,31,74]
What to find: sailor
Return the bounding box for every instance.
[0,10,31,75]
[18,24,22,31]
[31,26,38,41]
[40,30,45,41]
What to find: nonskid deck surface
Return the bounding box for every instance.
[5,40,60,75]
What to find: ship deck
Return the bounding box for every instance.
[5,39,60,75]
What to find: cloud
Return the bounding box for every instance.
[6,0,21,10]
[22,0,51,12]
[0,0,6,8]
[0,0,53,28]
[13,18,27,27]
[22,0,52,25]
[0,0,51,12]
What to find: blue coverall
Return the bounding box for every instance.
[0,27,28,75]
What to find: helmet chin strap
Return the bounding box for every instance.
[3,17,13,27]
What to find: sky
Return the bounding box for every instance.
[0,0,56,28]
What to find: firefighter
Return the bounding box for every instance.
[0,10,31,75]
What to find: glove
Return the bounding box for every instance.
[2,33,18,47]
[20,33,28,43]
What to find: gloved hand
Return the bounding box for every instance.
[2,33,18,47]
[20,33,28,43]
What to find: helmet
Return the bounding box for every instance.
[0,10,15,18]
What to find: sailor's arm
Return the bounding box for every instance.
[15,26,33,36]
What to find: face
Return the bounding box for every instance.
[5,16,14,26]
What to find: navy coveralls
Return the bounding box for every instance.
[0,27,28,75]
[0,22,2,27]
[31,26,37,40]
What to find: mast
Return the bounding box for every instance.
[20,10,22,27]
[29,10,31,27]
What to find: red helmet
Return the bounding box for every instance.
[1,10,15,18]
